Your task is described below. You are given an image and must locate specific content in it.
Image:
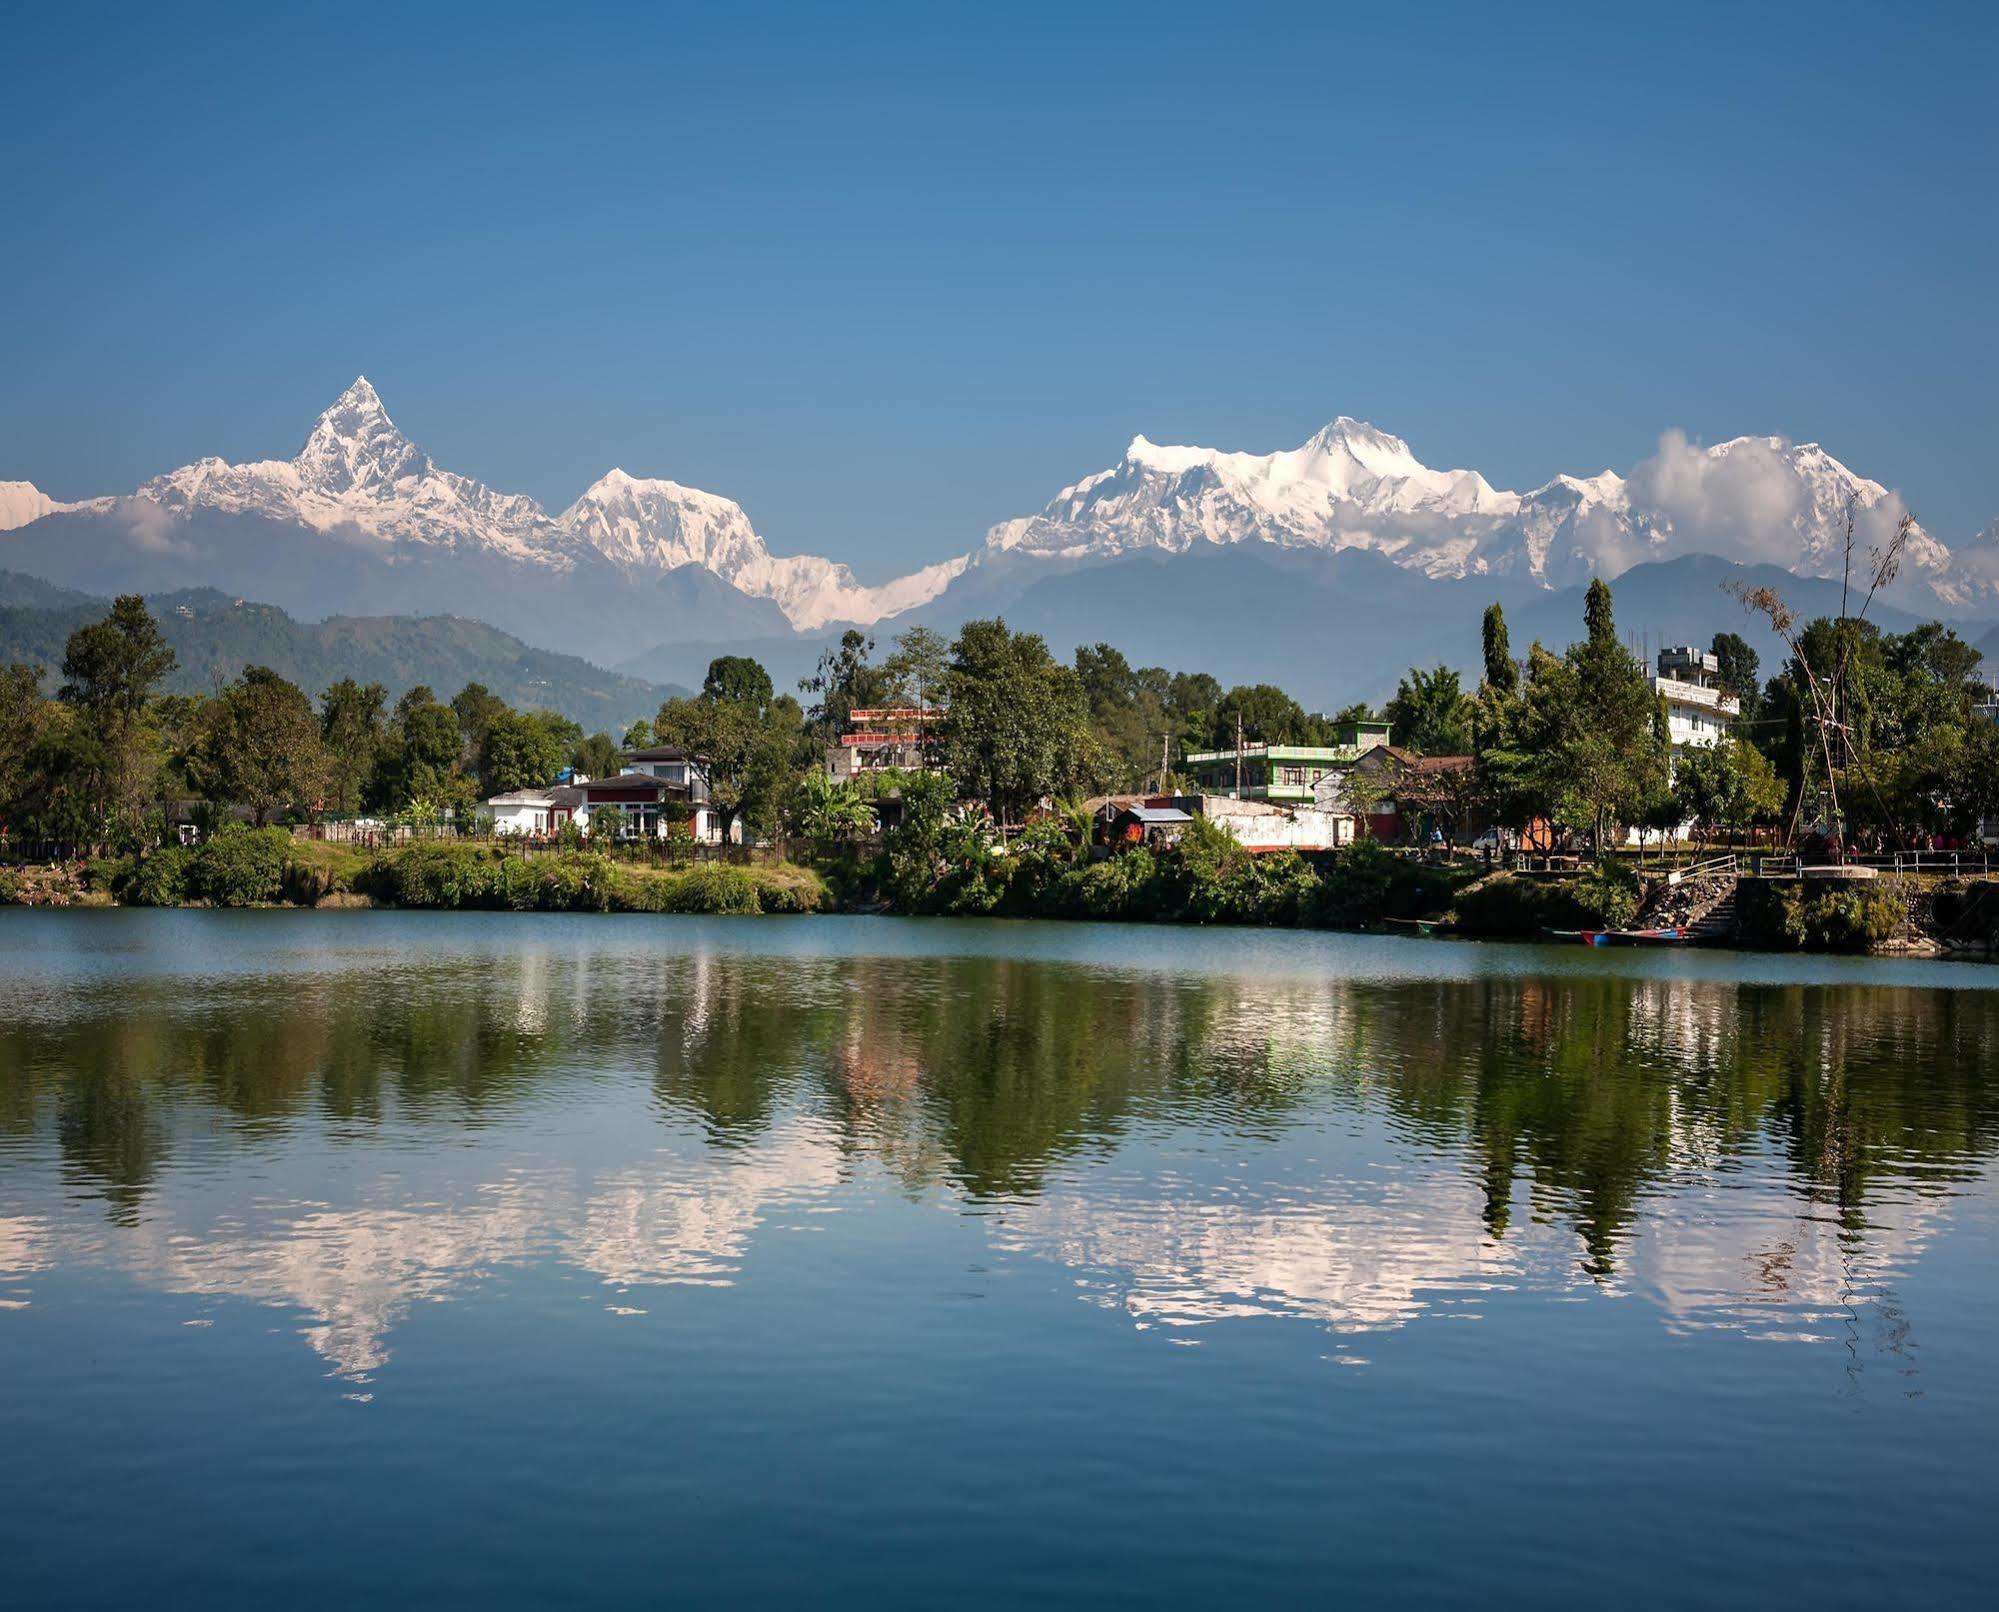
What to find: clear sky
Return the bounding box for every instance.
[4,0,1995,576]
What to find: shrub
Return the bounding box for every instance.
[191,826,293,906]
[0,868,21,904]
[750,865,828,914]
[662,863,761,914]
[130,846,195,906]
[1801,884,1906,951]
[1449,873,1560,938]
[1567,859,1641,929]
[85,854,137,897]
[1309,841,1402,926]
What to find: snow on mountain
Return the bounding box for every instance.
[9,379,1987,637]
[557,469,967,631]
[0,480,76,531]
[972,419,1972,607]
[50,378,955,629]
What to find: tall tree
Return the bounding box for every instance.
[478,709,566,796]
[1383,665,1472,755]
[1481,603,1518,696]
[198,666,330,825]
[320,679,387,815]
[941,619,1092,828]
[59,595,175,834]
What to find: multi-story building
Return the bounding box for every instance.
[825,708,942,781]
[1183,719,1391,805]
[1652,647,1740,763]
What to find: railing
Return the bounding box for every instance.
[1666,853,1737,885]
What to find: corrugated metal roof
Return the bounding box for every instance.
[1120,805,1194,825]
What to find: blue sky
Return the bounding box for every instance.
[4,0,1995,575]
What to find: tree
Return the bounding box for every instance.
[1709,631,1760,731]
[0,663,50,829]
[320,679,387,815]
[1671,739,1783,848]
[376,686,468,812]
[573,731,622,781]
[198,666,330,825]
[657,655,798,841]
[1212,683,1317,748]
[451,683,508,761]
[798,631,890,751]
[795,770,877,841]
[478,709,566,796]
[941,619,1092,828]
[1383,665,1472,755]
[621,718,656,750]
[1481,603,1518,696]
[884,624,950,713]
[59,595,176,835]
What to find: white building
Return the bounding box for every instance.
[1653,646,1740,763]
[483,785,584,836]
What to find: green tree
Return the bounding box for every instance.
[1383,665,1472,755]
[1481,603,1518,696]
[884,624,950,713]
[478,708,567,796]
[59,594,176,835]
[1212,683,1317,748]
[657,656,798,841]
[320,678,387,815]
[795,770,877,841]
[451,682,509,761]
[1709,631,1761,731]
[572,731,623,781]
[941,619,1093,828]
[197,666,331,825]
[621,718,656,750]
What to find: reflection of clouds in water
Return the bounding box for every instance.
[0,1213,54,1307]
[100,1121,845,1380]
[998,1170,1523,1334]
[1625,1172,1968,1368]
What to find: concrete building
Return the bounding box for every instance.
[1652,646,1740,762]
[484,785,584,836]
[826,707,942,781]
[1183,719,1391,806]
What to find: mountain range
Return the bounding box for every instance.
[3,378,1993,704]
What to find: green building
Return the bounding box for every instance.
[1183,720,1391,804]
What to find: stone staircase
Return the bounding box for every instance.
[1685,886,1738,945]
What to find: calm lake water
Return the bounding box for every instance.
[2,911,1996,1609]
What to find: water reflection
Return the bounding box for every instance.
[1,919,1994,1380]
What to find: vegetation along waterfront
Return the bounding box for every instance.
[4,571,1997,955]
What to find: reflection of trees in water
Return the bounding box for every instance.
[4,953,1996,1282]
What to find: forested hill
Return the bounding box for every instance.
[0,572,682,729]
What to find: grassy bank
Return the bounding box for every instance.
[52,828,831,915]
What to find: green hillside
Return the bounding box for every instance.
[0,572,682,729]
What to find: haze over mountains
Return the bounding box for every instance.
[4,378,1993,703]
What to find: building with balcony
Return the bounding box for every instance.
[1652,647,1740,762]
[1183,719,1391,805]
[826,708,943,781]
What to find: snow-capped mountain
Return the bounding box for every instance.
[0,480,74,531]
[5,379,1991,663]
[11,378,953,631]
[557,468,967,631]
[971,419,1962,603]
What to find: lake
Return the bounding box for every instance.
[2,910,1996,1609]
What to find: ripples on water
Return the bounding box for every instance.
[1,911,1996,1608]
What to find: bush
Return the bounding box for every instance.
[191,826,292,906]
[0,868,21,904]
[1567,859,1641,929]
[130,846,195,906]
[662,863,760,914]
[85,854,136,897]
[750,865,828,914]
[1801,884,1906,951]
[1449,873,1561,938]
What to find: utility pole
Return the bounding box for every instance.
[1235,710,1244,799]
[1158,730,1172,796]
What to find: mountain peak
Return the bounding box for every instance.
[297,375,422,494]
